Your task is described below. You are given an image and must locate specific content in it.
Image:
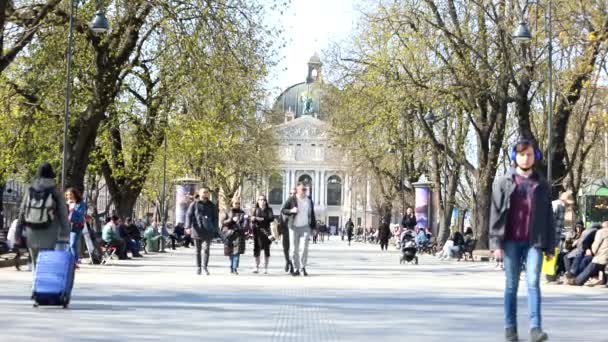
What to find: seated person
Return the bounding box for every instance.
[124,218,143,257]
[438,233,461,260]
[169,223,191,249]
[568,221,608,286]
[102,215,128,259]
[452,230,465,251]
[144,223,162,252]
[463,227,476,247]
[565,222,599,278]
[416,228,429,246]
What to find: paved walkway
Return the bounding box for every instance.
[1,239,607,341]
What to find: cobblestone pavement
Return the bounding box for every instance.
[1,239,607,341]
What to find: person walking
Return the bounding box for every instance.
[378,220,391,251]
[346,219,354,246]
[490,138,554,342]
[221,199,246,275]
[251,195,274,274]
[185,188,218,275]
[281,182,316,276]
[65,187,87,268]
[15,163,70,270]
[280,189,296,273]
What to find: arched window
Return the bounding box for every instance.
[327,175,342,206]
[298,174,313,198]
[268,173,283,205]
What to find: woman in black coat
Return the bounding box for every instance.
[401,207,417,230]
[378,222,392,251]
[221,200,246,275]
[252,195,274,274]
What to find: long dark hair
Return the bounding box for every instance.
[66,187,83,203]
[255,196,268,209]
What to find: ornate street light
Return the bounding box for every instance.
[90,11,110,34]
[513,1,553,186]
[513,22,533,43]
[62,4,110,191]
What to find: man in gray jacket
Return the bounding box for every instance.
[489,139,554,342]
[280,188,296,274]
[16,163,70,269]
[185,188,218,275]
[281,182,316,276]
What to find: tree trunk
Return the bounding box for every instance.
[64,105,107,192]
[474,167,494,250]
[380,200,392,228]
[112,192,140,219]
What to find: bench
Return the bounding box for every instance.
[472,249,493,262]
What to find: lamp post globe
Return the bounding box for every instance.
[90,11,110,34]
[513,21,533,43]
[424,110,435,124]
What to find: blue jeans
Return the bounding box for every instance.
[69,230,83,262]
[503,240,543,329]
[127,239,140,255]
[230,254,240,271]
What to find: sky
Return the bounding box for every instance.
[266,0,358,100]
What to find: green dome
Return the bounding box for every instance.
[273,81,324,118]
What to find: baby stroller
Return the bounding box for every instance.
[400,230,419,265]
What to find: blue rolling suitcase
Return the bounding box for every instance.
[32,250,75,308]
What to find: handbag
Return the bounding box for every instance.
[541,247,560,276]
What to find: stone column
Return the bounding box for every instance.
[283,169,288,200]
[315,171,320,205]
[319,170,325,206]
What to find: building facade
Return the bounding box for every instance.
[247,54,374,230]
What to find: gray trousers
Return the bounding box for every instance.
[289,226,311,271]
[194,238,212,268]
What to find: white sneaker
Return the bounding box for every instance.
[264,268,268,274]
[252,268,259,274]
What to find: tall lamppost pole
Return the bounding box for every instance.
[160,131,168,253]
[513,0,553,186]
[61,5,110,191]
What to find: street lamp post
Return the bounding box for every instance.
[513,0,553,186]
[159,132,167,253]
[61,5,110,191]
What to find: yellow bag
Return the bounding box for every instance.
[541,247,560,276]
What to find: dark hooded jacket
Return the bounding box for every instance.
[185,198,219,240]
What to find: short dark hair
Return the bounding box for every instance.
[515,141,535,154]
[111,215,119,222]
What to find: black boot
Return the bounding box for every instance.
[285,261,290,273]
[302,268,308,276]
